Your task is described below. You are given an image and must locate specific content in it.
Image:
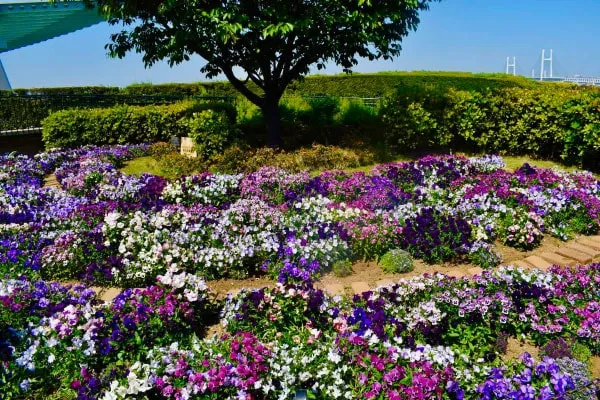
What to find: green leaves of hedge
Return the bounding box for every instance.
[382,84,600,170]
[41,102,200,149]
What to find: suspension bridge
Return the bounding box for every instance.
[0,0,104,89]
[505,49,600,86]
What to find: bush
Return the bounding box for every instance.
[42,102,200,149]
[307,96,340,126]
[336,99,381,126]
[381,84,600,170]
[379,249,414,274]
[331,259,353,277]
[157,153,205,180]
[381,85,451,151]
[211,144,368,173]
[186,109,236,161]
[209,144,249,174]
[149,142,178,158]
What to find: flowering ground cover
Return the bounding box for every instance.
[1,144,600,398]
[2,265,599,399]
[2,145,600,286]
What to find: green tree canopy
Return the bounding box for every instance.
[99,0,439,146]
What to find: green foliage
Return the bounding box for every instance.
[331,259,353,277]
[186,109,237,161]
[149,142,178,158]
[336,99,381,126]
[307,96,340,126]
[571,342,593,365]
[98,0,441,145]
[156,153,206,180]
[381,84,600,170]
[211,144,365,173]
[41,102,200,149]
[378,249,414,274]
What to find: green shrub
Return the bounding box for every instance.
[378,249,414,274]
[209,144,249,174]
[571,342,592,365]
[149,142,178,158]
[336,98,381,125]
[157,153,205,180]
[381,85,451,151]
[381,83,600,170]
[41,101,200,149]
[331,259,353,277]
[293,144,361,171]
[211,144,369,173]
[186,109,237,161]
[307,95,340,126]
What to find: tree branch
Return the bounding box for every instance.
[220,64,264,106]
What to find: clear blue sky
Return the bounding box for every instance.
[2,0,600,88]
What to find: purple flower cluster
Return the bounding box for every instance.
[477,353,579,400]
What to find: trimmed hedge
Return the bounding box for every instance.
[0,93,215,132]
[382,84,600,169]
[41,102,202,149]
[2,71,536,98]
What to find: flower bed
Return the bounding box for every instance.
[2,265,599,399]
[2,147,600,286]
[1,144,600,398]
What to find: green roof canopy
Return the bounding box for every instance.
[0,0,104,54]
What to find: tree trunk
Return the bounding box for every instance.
[263,98,283,148]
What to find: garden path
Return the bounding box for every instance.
[317,235,600,297]
[43,173,60,188]
[84,235,600,303]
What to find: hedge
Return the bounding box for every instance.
[2,71,537,99]
[41,101,206,149]
[381,84,600,169]
[0,72,571,133]
[0,92,235,132]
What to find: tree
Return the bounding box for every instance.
[98,0,440,147]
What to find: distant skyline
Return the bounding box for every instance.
[2,0,600,88]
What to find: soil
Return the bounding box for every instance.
[503,337,540,363]
[495,235,570,263]
[590,356,600,379]
[315,235,574,292]
[207,276,274,299]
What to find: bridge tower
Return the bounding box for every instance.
[506,56,516,76]
[540,49,553,81]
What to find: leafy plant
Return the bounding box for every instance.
[186,109,236,161]
[331,259,353,277]
[149,141,178,159]
[157,153,205,180]
[378,249,414,274]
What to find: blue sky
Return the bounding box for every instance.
[2,0,600,88]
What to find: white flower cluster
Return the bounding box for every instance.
[161,174,242,205]
[468,155,506,173]
[263,336,353,400]
[101,361,153,400]
[402,300,447,331]
[396,343,456,367]
[157,266,209,303]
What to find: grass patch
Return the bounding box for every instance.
[500,156,582,173]
[120,156,165,177]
